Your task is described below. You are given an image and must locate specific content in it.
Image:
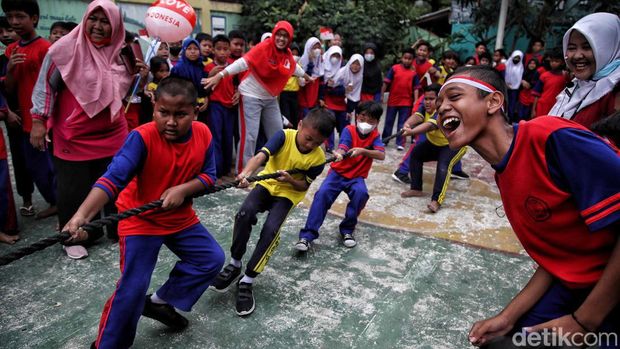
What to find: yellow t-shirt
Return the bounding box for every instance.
[283,76,300,92]
[418,111,448,147]
[437,65,453,85]
[147,82,158,92]
[202,57,213,66]
[257,129,326,205]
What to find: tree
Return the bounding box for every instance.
[456,0,620,51]
[239,0,416,60]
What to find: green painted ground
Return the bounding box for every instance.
[0,189,533,349]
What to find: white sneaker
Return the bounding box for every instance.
[396,145,404,151]
[343,234,357,248]
[294,239,310,252]
[63,245,88,259]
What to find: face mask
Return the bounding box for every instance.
[356,121,375,135]
[169,46,182,56]
[330,57,340,66]
[293,55,300,62]
[313,48,322,58]
[364,54,375,62]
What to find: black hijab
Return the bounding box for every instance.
[362,42,382,94]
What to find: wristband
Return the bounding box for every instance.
[571,312,593,332]
[218,71,225,79]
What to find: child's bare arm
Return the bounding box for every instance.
[469,267,554,346]
[63,188,111,242]
[160,178,208,210]
[275,170,310,191]
[404,113,424,129]
[531,97,539,118]
[402,121,434,137]
[237,152,268,187]
[349,147,385,160]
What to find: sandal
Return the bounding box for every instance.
[19,205,35,217]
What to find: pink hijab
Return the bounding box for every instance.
[48,0,132,120]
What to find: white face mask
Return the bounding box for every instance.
[330,57,340,66]
[313,48,322,58]
[364,54,375,62]
[356,121,375,135]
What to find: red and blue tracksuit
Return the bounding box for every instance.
[205,60,236,178]
[92,122,225,349]
[382,64,420,147]
[494,117,620,347]
[299,125,384,241]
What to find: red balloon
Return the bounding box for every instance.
[145,0,197,42]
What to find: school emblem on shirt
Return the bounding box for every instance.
[283,59,290,69]
[524,196,551,222]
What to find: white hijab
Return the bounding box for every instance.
[549,12,620,119]
[260,32,272,42]
[335,54,364,102]
[299,37,324,77]
[505,50,524,89]
[322,45,343,81]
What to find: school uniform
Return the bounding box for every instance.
[382,64,420,147]
[532,70,568,117]
[5,37,57,207]
[231,129,325,277]
[205,59,236,178]
[299,125,384,241]
[409,111,467,204]
[494,118,620,347]
[92,122,224,349]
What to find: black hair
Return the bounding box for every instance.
[494,48,507,59]
[303,108,336,138]
[149,56,169,75]
[527,37,545,53]
[590,112,620,146]
[356,101,383,121]
[424,83,442,95]
[415,40,431,51]
[289,42,300,54]
[63,21,78,32]
[442,50,459,61]
[479,52,492,64]
[212,34,230,46]
[50,21,64,34]
[475,41,487,49]
[155,76,198,107]
[402,48,416,57]
[228,30,246,42]
[195,32,212,44]
[452,65,508,120]
[464,56,475,64]
[548,48,564,60]
[0,16,9,30]
[2,0,39,27]
[124,30,137,44]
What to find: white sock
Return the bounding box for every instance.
[240,275,254,284]
[150,293,167,305]
[230,258,241,268]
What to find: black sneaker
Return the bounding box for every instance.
[343,233,357,248]
[142,295,189,330]
[294,238,310,252]
[211,264,242,293]
[90,342,96,349]
[391,170,411,185]
[451,170,470,180]
[236,281,255,316]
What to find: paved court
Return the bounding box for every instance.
[0,147,533,349]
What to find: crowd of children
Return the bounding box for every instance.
[0,0,618,347]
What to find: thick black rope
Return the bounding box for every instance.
[0,130,402,267]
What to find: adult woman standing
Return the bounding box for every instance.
[30,0,139,259]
